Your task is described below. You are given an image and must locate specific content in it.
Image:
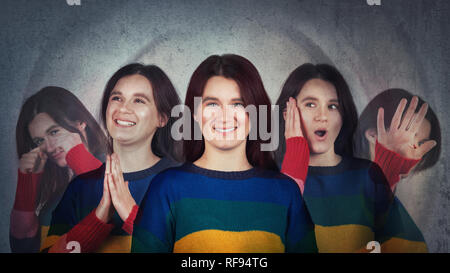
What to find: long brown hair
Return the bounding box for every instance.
[100,63,182,161]
[274,63,358,165]
[183,54,278,171]
[16,86,108,211]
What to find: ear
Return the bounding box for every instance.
[364,128,377,145]
[193,111,200,124]
[75,121,88,143]
[75,121,87,132]
[158,114,169,128]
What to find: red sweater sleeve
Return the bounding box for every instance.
[48,209,114,253]
[122,205,139,235]
[48,206,139,252]
[281,137,310,194]
[65,144,102,176]
[13,170,42,211]
[374,140,420,191]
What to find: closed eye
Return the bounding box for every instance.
[34,138,44,146]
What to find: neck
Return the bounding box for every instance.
[309,148,342,167]
[67,168,74,182]
[369,142,376,161]
[194,142,252,172]
[112,139,160,173]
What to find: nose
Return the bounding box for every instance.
[119,100,134,113]
[45,136,57,153]
[314,106,328,122]
[218,105,238,125]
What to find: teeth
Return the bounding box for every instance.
[215,127,236,133]
[116,119,136,126]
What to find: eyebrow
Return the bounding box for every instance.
[110,90,151,102]
[301,96,339,103]
[110,90,122,96]
[202,96,244,103]
[202,96,218,103]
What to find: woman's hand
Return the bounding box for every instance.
[95,155,115,223]
[107,153,137,222]
[19,147,47,174]
[284,97,303,139]
[377,96,437,160]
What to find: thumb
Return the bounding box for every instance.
[34,151,48,173]
[417,140,437,158]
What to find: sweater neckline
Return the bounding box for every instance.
[121,157,171,181]
[182,162,259,180]
[307,156,351,175]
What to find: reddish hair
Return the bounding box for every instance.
[183,54,277,171]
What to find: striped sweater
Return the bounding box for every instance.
[280,137,426,252]
[10,144,102,253]
[41,157,177,253]
[303,156,427,253]
[131,163,318,253]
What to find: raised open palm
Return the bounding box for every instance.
[284,97,303,139]
[377,96,437,160]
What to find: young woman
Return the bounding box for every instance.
[131,54,317,253]
[11,86,108,252]
[354,89,441,191]
[41,63,181,253]
[275,63,427,252]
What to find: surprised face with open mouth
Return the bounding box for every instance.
[295,78,342,160]
[106,74,163,148]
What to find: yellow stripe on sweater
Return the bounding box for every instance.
[314,224,374,253]
[381,237,428,253]
[97,236,132,253]
[41,235,60,252]
[41,232,132,253]
[40,225,50,251]
[173,229,284,253]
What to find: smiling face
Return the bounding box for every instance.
[296,78,343,158]
[106,74,162,148]
[28,112,84,167]
[196,76,250,152]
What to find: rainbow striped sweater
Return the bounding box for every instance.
[303,156,427,253]
[131,163,318,253]
[42,157,177,253]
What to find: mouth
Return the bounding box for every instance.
[114,119,136,127]
[214,127,237,133]
[314,129,328,140]
[52,151,65,160]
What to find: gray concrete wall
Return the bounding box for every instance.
[0,0,448,252]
